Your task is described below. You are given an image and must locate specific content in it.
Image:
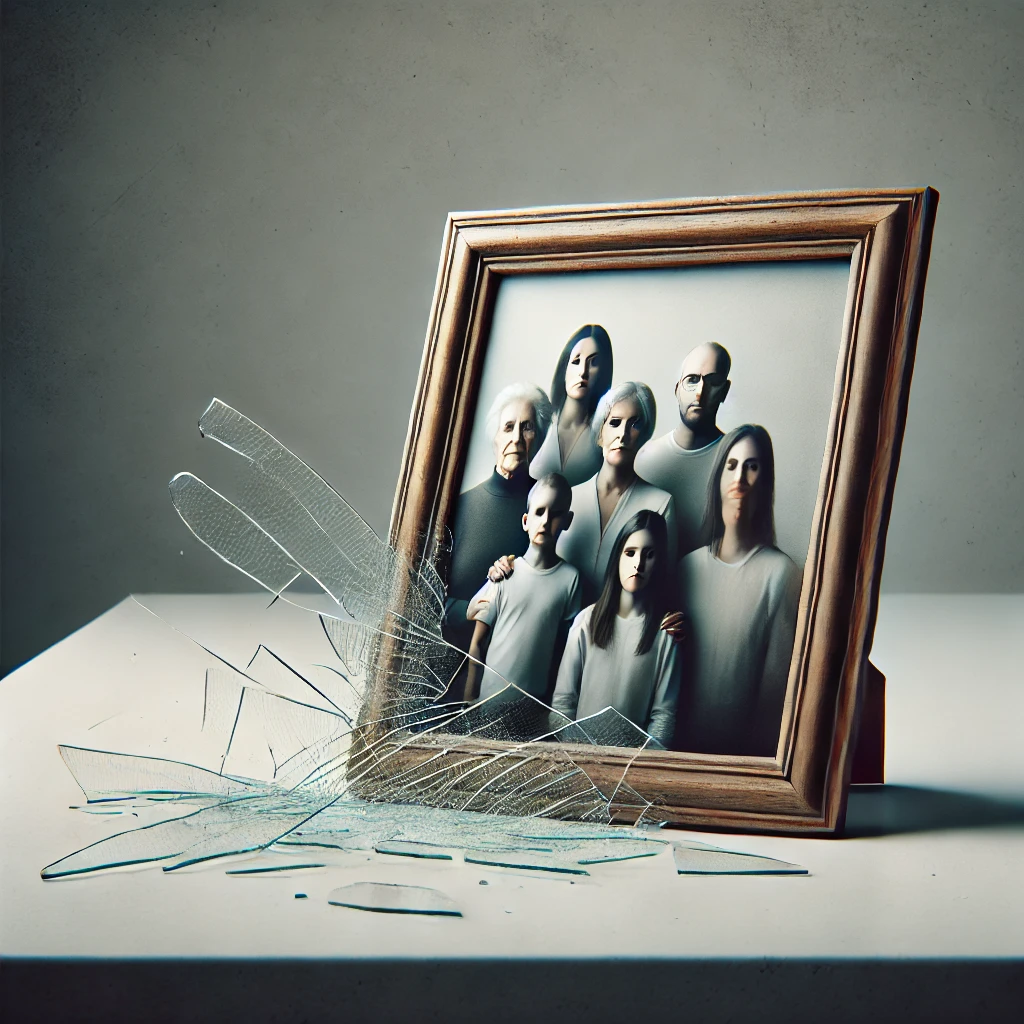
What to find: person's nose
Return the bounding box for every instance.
[580,361,591,382]
[694,377,706,404]
[512,422,523,444]
[637,551,648,573]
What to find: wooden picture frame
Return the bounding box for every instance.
[382,189,937,835]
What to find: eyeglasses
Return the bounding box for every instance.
[678,372,728,393]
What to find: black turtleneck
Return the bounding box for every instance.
[443,467,534,640]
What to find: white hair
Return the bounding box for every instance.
[591,381,657,449]
[485,382,552,450]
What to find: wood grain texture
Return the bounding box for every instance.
[383,189,937,835]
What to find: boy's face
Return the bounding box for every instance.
[522,484,573,549]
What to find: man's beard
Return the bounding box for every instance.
[680,404,707,427]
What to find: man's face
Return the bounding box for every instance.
[719,435,762,528]
[675,345,731,430]
[522,483,573,549]
[492,399,538,477]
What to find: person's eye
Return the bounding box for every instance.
[726,459,737,469]
[609,418,620,427]
[685,375,699,385]
[571,356,580,364]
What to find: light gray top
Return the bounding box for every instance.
[529,411,604,488]
[634,431,723,556]
[472,558,581,700]
[556,476,677,602]
[551,604,681,748]
[676,544,801,755]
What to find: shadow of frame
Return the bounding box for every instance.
[844,784,1024,837]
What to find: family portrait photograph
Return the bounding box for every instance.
[441,259,851,757]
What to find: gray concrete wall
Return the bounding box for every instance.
[3,0,1022,673]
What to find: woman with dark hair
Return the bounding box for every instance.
[551,510,681,747]
[529,325,614,487]
[674,424,801,756]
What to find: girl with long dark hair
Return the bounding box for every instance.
[530,325,614,486]
[551,510,681,747]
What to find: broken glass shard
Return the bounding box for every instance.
[327,882,462,917]
[672,842,807,875]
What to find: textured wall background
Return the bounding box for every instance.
[3,0,1022,673]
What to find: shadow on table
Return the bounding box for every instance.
[844,784,1024,837]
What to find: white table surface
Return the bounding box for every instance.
[2,593,1022,1019]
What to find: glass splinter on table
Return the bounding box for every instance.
[327,882,462,917]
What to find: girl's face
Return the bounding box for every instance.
[719,435,762,527]
[618,528,657,594]
[564,336,602,403]
[600,397,644,470]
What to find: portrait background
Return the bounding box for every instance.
[460,260,851,569]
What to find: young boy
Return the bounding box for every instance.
[463,473,581,705]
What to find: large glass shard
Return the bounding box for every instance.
[327,882,462,917]
[59,745,255,801]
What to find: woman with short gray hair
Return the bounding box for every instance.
[556,381,676,600]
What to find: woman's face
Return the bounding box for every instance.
[719,435,762,528]
[600,397,644,470]
[618,528,657,594]
[564,335,602,404]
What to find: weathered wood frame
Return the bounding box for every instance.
[384,189,937,835]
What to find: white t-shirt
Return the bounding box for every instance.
[634,431,722,556]
[472,558,582,700]
[551,605,681,748]
[676,544,801,755]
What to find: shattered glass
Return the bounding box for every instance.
[42,400,804,881]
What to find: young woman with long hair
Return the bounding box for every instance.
[551,510,681,747]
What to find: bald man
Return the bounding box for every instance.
[634,342,732,556]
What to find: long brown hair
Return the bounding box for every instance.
[700,424,777,553]
[590,510,672,656]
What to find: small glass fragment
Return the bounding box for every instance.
[327,882,462,917]
[373,841,453,860]
[464,851,589,875]
[225,863,325,875]
[577,849,661,865]
[672,843,807,875]
[294,893,308,899]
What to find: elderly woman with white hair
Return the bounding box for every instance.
[443,382,553,648]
